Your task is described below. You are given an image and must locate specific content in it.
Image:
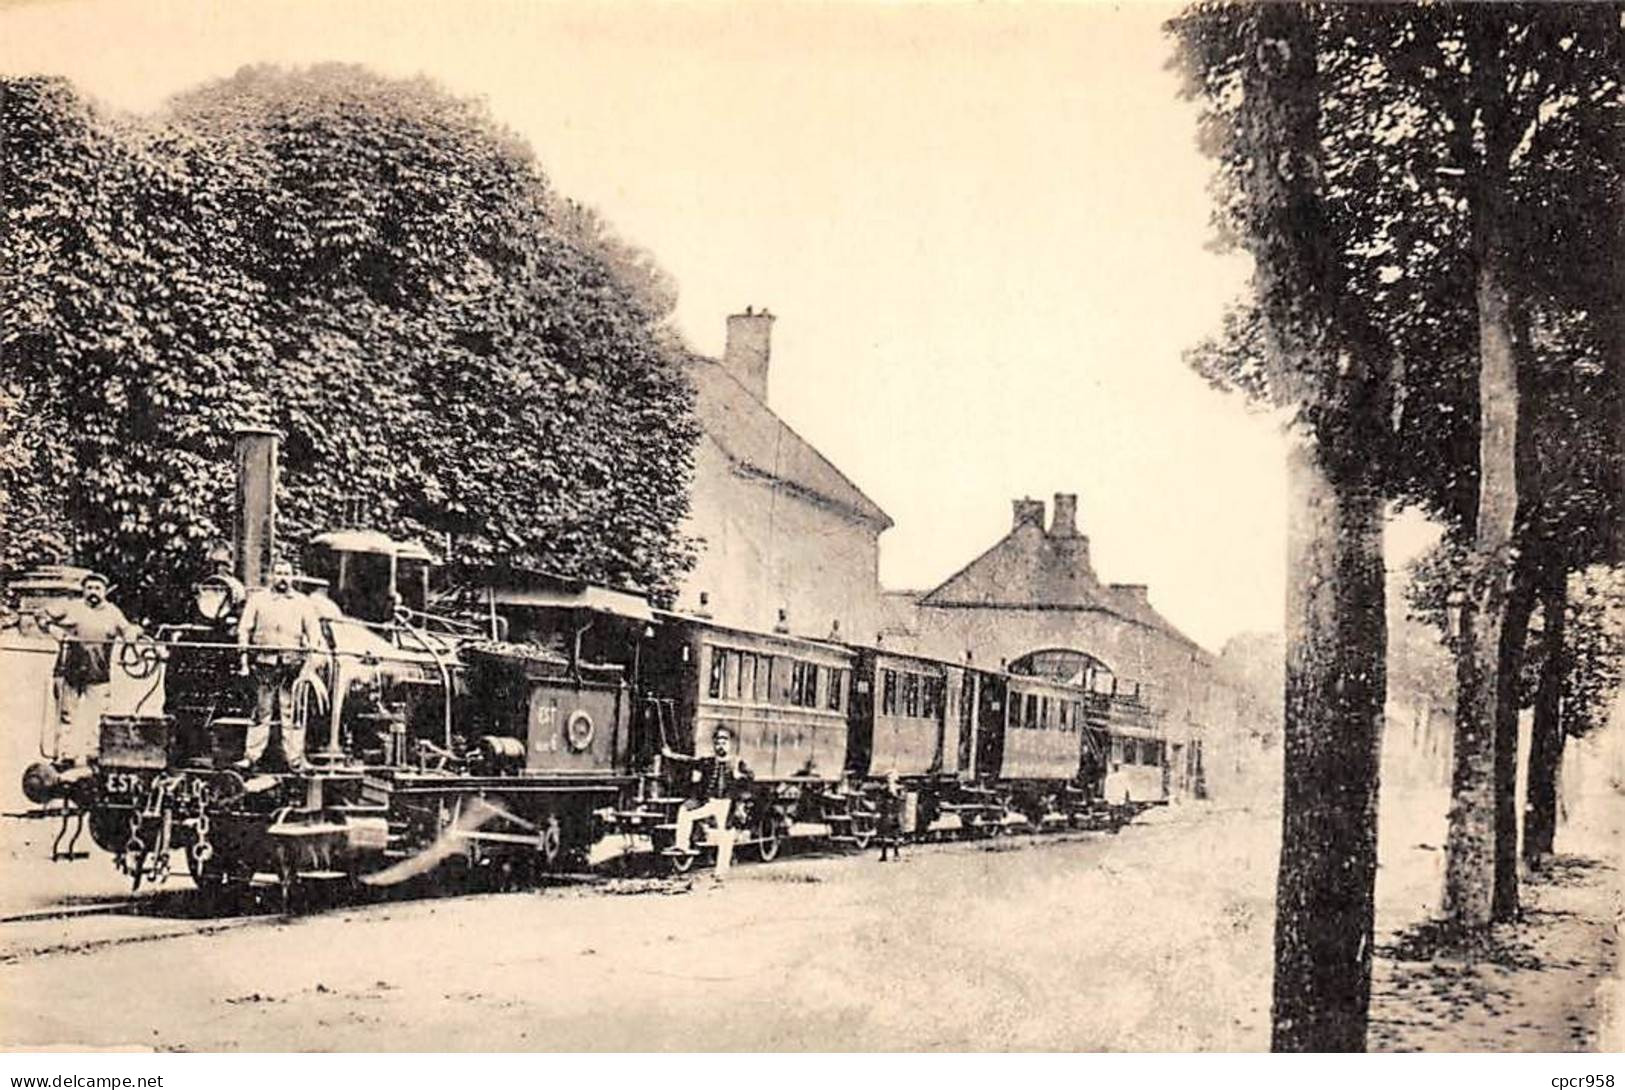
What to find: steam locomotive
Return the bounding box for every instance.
[20,431,1176,902]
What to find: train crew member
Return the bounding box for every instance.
[664,725,752,878]
[236,559,317,772]
[877,770,906,862]
[49,573,141,764]
[295,575,344,646]
[1079,740,1104,801]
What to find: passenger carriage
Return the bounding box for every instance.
[843,648,983,838]
[624,616,873,866]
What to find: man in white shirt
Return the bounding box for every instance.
[236,560,317,772]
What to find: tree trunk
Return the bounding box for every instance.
[1272,441,1387,1052]
[1491,554,1537,920]
[1444,240,1520,932]
[1444,15,1519,936]
[1522,566,1567,867]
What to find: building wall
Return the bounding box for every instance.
[902,602,1213,727]
[677,434,881,643]
[896,600,1271,800]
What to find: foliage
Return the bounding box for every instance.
[1,67,699,620]
[1171,4,1622,530]
[1557,565,1624,740]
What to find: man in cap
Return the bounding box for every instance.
[50,573,140,764]
[236,559,317,772]
[664,725,753,877]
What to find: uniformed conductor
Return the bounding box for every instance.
[665,726,752,874]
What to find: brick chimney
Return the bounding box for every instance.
[1113,583,1150,606]
[1011,497,1046,531]
[724,306,775,403]
[1050,493,1079,537]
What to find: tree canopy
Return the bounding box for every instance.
[1,65,698,619]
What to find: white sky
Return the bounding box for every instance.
[0,0,1344,651]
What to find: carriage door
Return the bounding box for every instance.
[957,673,976,774]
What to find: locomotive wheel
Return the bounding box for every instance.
[186,846,241,903]
[539,814,562,870]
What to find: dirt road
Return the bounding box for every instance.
[1,792,1615,1051]
[3,807,1281,1051]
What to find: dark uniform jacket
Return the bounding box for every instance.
[687,755,752,801]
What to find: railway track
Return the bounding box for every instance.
[0,814,1162,955]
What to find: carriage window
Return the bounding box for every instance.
[826,667,845,712]
[738,653,757,702]
[1124,739,1140,765]
[707,647,725,699]
[1040,696,1051,729]
[721,650,738,699]
[1023,693,1038,729]
[754,656,771,702]
[903,673,920,717]
[960,676,975,718]
[1111,736,1124,765]
[1058,700,1069,730]
[787,661,813,707]
[767,657,786,704]
[922,677,941,720]
[882,670,898,716]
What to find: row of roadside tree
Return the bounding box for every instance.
[1169,2,1623,1051]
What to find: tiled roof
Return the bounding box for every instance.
[688,355,892,530]
[918,521,1206,655]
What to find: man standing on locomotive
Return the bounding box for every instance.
[49,573,141,764]
[664,725,752,877]
[236,559,317,772]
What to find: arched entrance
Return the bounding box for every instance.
[1007,647,1114,691]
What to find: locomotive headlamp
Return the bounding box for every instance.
[195,578,232,622]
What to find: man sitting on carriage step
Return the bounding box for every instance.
[663,725,753,877]
[235,559,317,773]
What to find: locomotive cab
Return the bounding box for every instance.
[302,529,435,625]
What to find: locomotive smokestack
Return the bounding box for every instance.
[234,427,280,589]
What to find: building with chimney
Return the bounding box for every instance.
[880,493,1272,796]
[676,308,892,642]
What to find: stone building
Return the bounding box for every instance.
[675,309,892,642]
[881,493,1272,796]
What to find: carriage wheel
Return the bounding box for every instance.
[848,813,876,852]
[753,818,783,863]
[666,848,697,875]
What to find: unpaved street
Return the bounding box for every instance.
[1,791,1616,1052]
[3,808,1277,1051]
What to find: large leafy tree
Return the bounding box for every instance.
[2,66,698,620]
[1172,3,1394,1052]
